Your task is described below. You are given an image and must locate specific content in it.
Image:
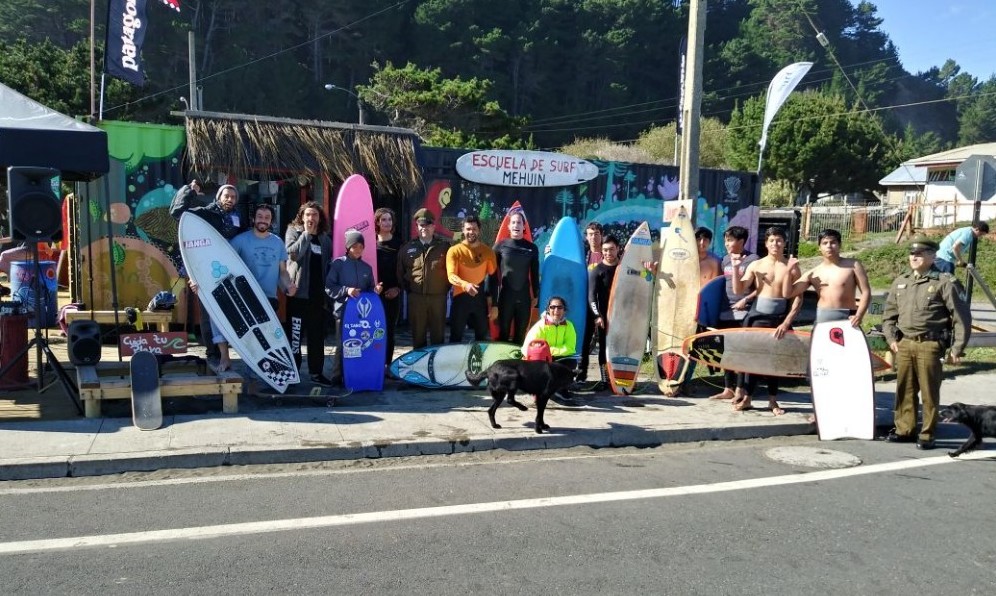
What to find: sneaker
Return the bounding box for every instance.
[311,374,334,387]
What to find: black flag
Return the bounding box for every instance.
[104,0,149,87]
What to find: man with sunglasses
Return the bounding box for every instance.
[882,235,971,450]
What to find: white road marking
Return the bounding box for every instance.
[0,450,991,556]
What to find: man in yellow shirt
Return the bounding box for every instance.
[446,215,498,342]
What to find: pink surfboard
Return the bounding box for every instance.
[332,174,378,281]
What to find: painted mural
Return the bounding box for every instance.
[78,121,187,316]
[411,148,760,260]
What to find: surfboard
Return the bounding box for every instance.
[682,328,890,378]
[809,322,876,440]
[606,221,655,395]
[389,342,523,389]
[697,275,729,328]
[654,204,700,395]
[332,174,378,281]
[179,212,299,392]
[539,217,587,356]
[490,201,534,340]
[341,290,388,392]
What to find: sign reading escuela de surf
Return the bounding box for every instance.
[455,150,600,188]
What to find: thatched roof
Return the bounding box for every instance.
[177,110,423,196]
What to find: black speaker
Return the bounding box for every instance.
[68,320,102,365]
[6,166,62,242]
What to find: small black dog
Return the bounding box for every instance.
[465,359,575,434]
[939,402,996,457]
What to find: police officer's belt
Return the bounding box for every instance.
[904,331,946,342]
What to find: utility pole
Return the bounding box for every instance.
[678,0,706,210]
[188,31,198,111]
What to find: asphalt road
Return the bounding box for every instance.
[1,437,994,595]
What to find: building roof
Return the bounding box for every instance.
[907,142,996,168]
[879,163,927,186]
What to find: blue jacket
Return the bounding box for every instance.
[326,255,375,318]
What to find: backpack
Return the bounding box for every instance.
[525,339,552,363]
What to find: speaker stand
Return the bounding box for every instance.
[0,244,82,415]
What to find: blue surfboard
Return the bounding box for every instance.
[341,291,387,392]
[697,275,729,328]
[539,217,587,356]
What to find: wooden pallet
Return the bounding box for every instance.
[76,360,242,419]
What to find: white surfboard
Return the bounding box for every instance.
[654,202,700,395]
[809,322,875,441]
[606,221,656,395]
[179,212,300,392]
[389,342,523,389]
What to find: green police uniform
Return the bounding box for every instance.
[399,209,451,349]
[881,238,971,442]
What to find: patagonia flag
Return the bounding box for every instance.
[758,62,813,159]
[105,0,149,87]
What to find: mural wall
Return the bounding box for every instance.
[413,148,760,259]
[77,121,187,316]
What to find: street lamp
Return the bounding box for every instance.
[323,83,367,125]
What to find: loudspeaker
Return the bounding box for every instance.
[6,166,62,242]
[68,320,102,365]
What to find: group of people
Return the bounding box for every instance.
[168,179,981,449]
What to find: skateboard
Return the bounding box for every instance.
[131,350,163,430]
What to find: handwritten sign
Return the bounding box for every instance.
[455,150,599,188]
[119,332,188,356]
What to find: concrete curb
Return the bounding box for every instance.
[0,422,815,481]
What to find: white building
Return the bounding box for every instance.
[897,142,996,228]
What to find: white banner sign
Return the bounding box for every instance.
[758,62,813,156]
[455,150,600,188]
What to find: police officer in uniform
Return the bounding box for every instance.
[882,235,971,450]
[398,208,451,349]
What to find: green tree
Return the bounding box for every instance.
[359,62,530,148]
[727,90,892,201]
[958,76,996,145]
[636,118,730,169]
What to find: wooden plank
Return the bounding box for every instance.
[65,310,173,332]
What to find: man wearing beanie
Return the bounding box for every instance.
[171,179,249,362]
[326,229,382,386]
[398,208,451,349]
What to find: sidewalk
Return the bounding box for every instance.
[3,366,996,481]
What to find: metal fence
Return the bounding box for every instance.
[800,204,909,242]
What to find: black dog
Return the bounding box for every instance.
[939,402,996,457]
[465,359,575,433]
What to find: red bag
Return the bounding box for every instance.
[525,339,552,363]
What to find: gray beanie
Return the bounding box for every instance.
[216,184,238,201]
[344,229,364,250]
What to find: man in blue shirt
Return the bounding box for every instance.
[936,222,989,273]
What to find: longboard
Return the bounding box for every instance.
[539,216,587,356]
[179,212,300,393]
[490,201,534,340]
[332,174,378,281]
[130,350,162,430]
[390,342,523,389]
[342,291,387,392]
[654,203,700,395]
[682,328,890,378]
[809,322,876,440]
[606,221,655,395]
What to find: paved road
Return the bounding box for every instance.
[2,437,994,594]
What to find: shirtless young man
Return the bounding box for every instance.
[695,227,722,286]
[730,227,802,415]
[783,228,871,327]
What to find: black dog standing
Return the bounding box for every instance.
[466,360,575,434]
[881,235,971,450]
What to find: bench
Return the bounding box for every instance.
[65,310,174,333]
[76,360,242,419]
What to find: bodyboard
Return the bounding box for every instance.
[809,322,876,440]
[341,291,388,392]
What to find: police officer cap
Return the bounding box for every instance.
[344,229,364,249]
[910,234,939,251]
[413,208,435,224]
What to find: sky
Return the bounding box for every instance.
[853,1,996,79]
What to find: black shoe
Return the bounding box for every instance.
[311,374,334,387]
[916,438,936,450]
[591,381,609,392]
[885,429,914,443]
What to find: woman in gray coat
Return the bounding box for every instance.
[284,201,333,385]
